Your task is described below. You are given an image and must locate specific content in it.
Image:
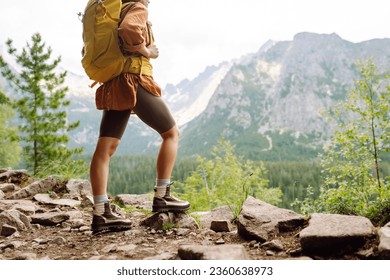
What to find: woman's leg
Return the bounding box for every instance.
[90,110,132,233]
[90,109,131,197]
[156,125,179,180]
[132,87,178,180]
[133,86,189,212]
[90,137,120,196]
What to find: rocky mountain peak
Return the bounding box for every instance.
[178,33,390,159]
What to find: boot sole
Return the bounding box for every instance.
[152,204,190,213]
[92,220,132,235]
[92,224,132,235]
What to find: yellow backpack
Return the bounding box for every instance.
[80,0,153,85]
[81,0,125,84]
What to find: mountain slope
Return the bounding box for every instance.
[178,33,390,160]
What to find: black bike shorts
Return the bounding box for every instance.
[99,85,176,139]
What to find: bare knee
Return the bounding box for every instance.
[94,137,120,158]
[161,126,179,141]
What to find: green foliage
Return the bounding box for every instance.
[178,138,282,215]
[161,222,177,231]
[0,33,86,175]
[297,60,390,225]
[0,90,21,167]
[34,158,88,181]
[265,161,322,211]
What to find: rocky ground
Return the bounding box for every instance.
[0,207,302,261]
[0,168,389,260]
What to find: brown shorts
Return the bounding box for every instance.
[99,86,176,139]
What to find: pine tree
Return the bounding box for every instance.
[0,33,84,176]
[0,90,21,167]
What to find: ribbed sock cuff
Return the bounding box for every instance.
[155,179,170,197]
[93,194,109,204]
[156,178,170,186]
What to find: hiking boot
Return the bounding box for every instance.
[91,201,132,234]
[152,184,190,212]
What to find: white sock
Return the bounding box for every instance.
[93,201,106,215]
[155,179,170,197]
[93,194,109,204]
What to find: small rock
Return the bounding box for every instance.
[215,238,225,245]
[175,228,191,236]
[210,220,233,232]
[64,219,87,229]
[117,244,137,254]
[101,244,117,253]
[32,238,48,245]
[3,241,24,250]
[1,224,17,237]
[178,244,249,260]
[50,236,67,245]
[197,206,234,229]
[0,183,16,193]
[31,211,70,226]
[79,226,90,232]
[266,250,276,256]
[261,239,284,251]
[0,209,31,231]
[14,253,37,260]
[248,240,258,248]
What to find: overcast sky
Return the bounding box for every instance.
[0,0,389,87]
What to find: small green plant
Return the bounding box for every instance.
[291,185,321,216]
[228,173,253,220]
[162,222,177,231]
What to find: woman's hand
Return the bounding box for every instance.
[147,44,159,59]
[138,44,159,59]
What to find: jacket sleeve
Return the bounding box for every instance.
[118,3,149,53]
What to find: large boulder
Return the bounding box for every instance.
[237,196,305,242]
[299,213,375,255]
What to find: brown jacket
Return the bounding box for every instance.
[95,2,161,111]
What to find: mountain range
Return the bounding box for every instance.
[1,32,390,161]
